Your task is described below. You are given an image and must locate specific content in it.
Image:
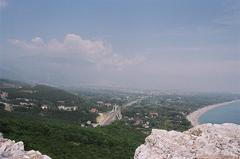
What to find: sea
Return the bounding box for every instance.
[199,100,240,124]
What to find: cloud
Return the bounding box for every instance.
[0,0,7,9]
[9,34,144,69]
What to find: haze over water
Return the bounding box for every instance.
[199,100,240,124]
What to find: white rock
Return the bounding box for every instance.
[0,133,51,159]
[135,123,240,159]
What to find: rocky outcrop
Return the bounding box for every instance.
[0,133,51,159]
[135,123,240,159]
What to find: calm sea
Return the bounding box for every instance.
[199,100,240,124]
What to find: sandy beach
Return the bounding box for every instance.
[187,100,240,126]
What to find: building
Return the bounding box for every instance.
[89,108,97,113]
[58,105,65,110]
[104,103,112,107]
[58,105,78,111]
[20,102,29,106]
[41,105,48,110]
[97,101,104,105]
[149,112,159,118]
[71,106,78,111]
[86,120,91,125]
[16,98,30,102]
[0,91,8,99]
[134,120,142,126]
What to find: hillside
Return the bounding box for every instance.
[0,111,145,159]
[0,79,87,107]
[0,79,98,124]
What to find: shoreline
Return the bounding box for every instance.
[187,99,240,127]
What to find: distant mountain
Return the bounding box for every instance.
[30,84,85,105]
[0,78,88,108]
[0,78,30,88]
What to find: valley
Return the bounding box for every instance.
[0,79,240,158]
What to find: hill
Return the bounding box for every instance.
[0,79,90,108]
[0,111,145,159]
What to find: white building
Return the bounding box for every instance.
[0,91,8,99]
[104,103,112,107]
[41,105,48,110]
[20,102,29,106]
[86,120,91,125]
[58,105,78,111]
[97,101,104,105]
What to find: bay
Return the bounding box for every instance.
[199,100,240,124]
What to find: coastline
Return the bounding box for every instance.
[187,99,240,126]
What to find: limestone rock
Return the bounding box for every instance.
[0,133,51,159]
[134,123,240,159]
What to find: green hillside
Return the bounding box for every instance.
[0,111,145,159]
[0,79,91,108]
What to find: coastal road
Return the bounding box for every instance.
[122,97,145,109]
[98,97,146,126]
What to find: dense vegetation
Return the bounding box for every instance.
[10,106,98,123]
[0,110,145,159]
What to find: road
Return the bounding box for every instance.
[122,97,145,109]
[98,97,146,126]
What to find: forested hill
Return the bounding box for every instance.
[0,79,90,108]
[0,110,145,159]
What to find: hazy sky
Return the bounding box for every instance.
[0,0,240,92]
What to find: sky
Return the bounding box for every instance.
[0,0,240,92]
